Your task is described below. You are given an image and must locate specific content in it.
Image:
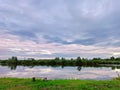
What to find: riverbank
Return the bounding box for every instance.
[0,78,120,90]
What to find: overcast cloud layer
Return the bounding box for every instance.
[0,0,120,59]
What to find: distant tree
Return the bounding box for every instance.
[110,56,115,60]
[77,57,81,61]
[71,58,73,61]
[61,57,66,65]
[11,56,18,61]
[61,57,65,60]
[27,58,35,60]
[76,56,82,65]
[8,56,18,64]
[55,57,60,61]
[93,58,101,60]
[116,57,120,61]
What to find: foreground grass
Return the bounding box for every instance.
[0,78,120,90]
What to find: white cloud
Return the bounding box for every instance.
[113,52,120,56]
[26,50,52,55]
[0,0,120,59]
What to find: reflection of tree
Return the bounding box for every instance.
[8,64,17,70]
[28,65,34,68]
[61,65,64,69]
[112,66,120,70]
[115,68,120,77]
[77,66,82,71]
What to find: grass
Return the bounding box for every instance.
[0,78,120,90]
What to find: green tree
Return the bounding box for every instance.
[110,56,115,60]
[76,56,82,65]
[55,57,60,61]
[11,56,18,61]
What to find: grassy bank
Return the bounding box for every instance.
[0,78,120,90]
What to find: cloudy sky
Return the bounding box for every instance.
[0,0,120,59]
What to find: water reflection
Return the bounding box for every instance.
[1,64,120,71]
[77,66,82,71]
[8,65,17,70]
[0,65,120,80]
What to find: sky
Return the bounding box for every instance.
[0,0,120,59]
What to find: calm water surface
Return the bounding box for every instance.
[0,65,119,80]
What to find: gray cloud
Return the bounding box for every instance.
[0,0,120,58]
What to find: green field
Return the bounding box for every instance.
[0,78,120,90]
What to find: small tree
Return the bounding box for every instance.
[110,56,115,60]
[76,56,82,65]
[9,56,18,64]
[55,57,60,61]
[11,56,18,61]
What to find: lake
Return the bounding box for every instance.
[0,65,120,80]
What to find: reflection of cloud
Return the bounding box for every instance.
[0,66,118,80]
[25,68,53,73]
[115,68,120,72]
[79,68,117,79]
[7,71,29,76]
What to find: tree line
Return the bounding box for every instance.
[0,56,120,67]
